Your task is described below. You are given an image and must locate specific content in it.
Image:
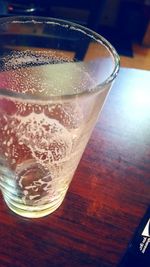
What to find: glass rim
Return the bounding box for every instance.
[0,16,120,99]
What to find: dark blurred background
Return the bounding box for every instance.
[0,0,150,57]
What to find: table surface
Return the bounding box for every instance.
[0,68,150,267]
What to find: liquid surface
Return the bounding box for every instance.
[0,50,97,98]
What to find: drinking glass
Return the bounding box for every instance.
[0,16,119,218]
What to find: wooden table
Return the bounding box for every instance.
[0,68,150,267]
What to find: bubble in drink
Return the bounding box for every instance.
[16,113,72,165]
[0,96,84,209]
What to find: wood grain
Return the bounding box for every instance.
[0,68,150,267]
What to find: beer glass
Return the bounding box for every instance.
[0,17,119,218]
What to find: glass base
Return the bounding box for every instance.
[4,195,65,218]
